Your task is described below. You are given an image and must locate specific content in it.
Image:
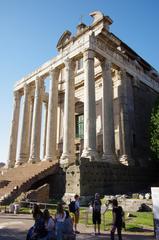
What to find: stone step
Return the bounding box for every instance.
[0,161,59,204]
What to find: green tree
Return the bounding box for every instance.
[150,97,159,159]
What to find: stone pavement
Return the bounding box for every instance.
[0,213,155,240]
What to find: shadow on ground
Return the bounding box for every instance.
[126,227,153,232]
[0,226,155,240]
[76,232,154,240]
[0,227,27,240]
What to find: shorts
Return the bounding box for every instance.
[72,211,79,224]
[92,211,101,224]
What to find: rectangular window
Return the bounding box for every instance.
[76,114,84,138]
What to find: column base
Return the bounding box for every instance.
[43,155,57,162]
[15,161,24,167]
[15,154,29,167]
[119,154,135,166]
[102,153,118,164]
[28,157,40,164]
[81,149,99,161]
[7,161,15,168]
[60,153,75,167]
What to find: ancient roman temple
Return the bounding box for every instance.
[5,11,159,199]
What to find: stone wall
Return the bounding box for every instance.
[119,199,152,212]
[26,183,49,202]
[65,160,159,197]
[133,81,159,165]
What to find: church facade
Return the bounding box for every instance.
[7,11,159,196]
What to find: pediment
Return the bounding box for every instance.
[56,30,72,50]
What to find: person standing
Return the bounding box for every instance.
[110,199,123,240]
[55,203,66,240]
[26,204,47,240]
[43,208,55,240]
[74,194,80,234]
[91,193,102,235]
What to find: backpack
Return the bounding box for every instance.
[69,201,76,213]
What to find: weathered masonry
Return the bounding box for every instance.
[7,11,159,196]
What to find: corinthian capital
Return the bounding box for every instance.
[23,83,29,95]
[49,66,59,76]
[83,49,94,61]
[13,91,21,102]
[120,68,127,80]
[100,58,111,71]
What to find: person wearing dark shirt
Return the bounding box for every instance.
[91,193,102,235]
[26,204,47,240]
[110,199,123,240]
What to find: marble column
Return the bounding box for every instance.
[81,49,97,160]
[28,97,34,157]
[16,84,31,166]
[44,68,59,162]
[60,59,75,165]
[101,58,117,163]
[7,91,21,168]
[29,77,43,163]
[43,102,48,158]
[119,69,134,165]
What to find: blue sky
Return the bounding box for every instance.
[0,0,159,164]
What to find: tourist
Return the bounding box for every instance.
[91,193,102,235]
[55,203,66,240]
[73,194,80,234]
[43,208,55,240]
[110,199,124,240]
[63,210,75,238]
[26,204,47,240]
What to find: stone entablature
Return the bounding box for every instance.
[7,11,159,168]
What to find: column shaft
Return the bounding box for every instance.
[101,59,117,163]
[16,84,30,165]
[119,69,134,165]
[7,91,21,168]
[60,59,75,165]
[29,77,43,163]
[43,102,48,158]
[28,97,34,157]
[44,69,59,162]
[81,49,97,160]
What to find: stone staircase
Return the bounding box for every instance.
[0,161,59,204]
